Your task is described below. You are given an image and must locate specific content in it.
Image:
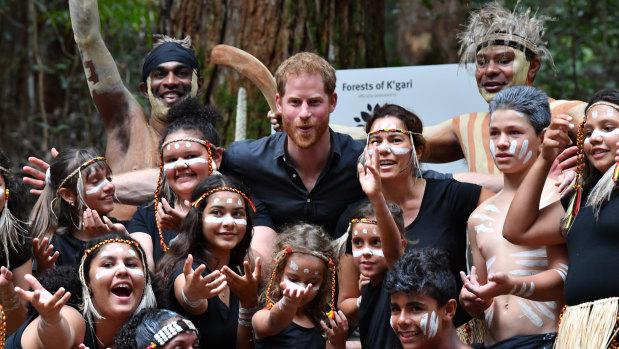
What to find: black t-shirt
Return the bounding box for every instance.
[168,262,239,349]
[359,278,402,349]
[1,237,31,271]
[562,190,619,305]
[127,202,177,264]
[222,129,366,236]
[254,321,325,349]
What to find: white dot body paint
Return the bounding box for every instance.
[303,268,310,274]
[237,199,242,206]
[508,140,517,155]
[289,260,299,271]
[85,178,111,195]
[592,110,598,118]
[314,270,319,275]
[127,249,136,257]
[367,149,374,155]
[523,151,533,165]
[351,248,385,258]
[213,198,220,204]
[354,230,358,236]
[174,143,180,149]
[608,108,614,116]
[166,145,171,151]
[489,140,496,159]
[116,246,125,253]
[185,142,191,148]
[518,139,529,159]
[372,228,377,235]
[226,198,233,204]
[362,228,368,234]
[428,311,439,338]
[419,313,428,335]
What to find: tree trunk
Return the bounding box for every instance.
[157,0,386,145]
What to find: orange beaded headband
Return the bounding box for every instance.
[57,157,106,192]
[191,187,256,212]
[264,246,337,319]
[351,218,377,224]
[155,138,214,252]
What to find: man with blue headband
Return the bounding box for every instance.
[66,0,203,220]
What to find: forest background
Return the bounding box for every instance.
[0,0,617,172]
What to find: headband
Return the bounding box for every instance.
[147,318,199,349]
[56,157,106,193]
[585,101,619,116]
[191,187,256,212]
[265,246,337,319]
[476,32,538,59]
[142,42,200,82]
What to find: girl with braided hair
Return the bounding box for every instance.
[504,88,619,348]
[128,98,222,270]
[156,174,259,349]
[6,233,156,349]
[0,151,32,339]
[252,223,348,349]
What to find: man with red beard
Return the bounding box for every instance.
[65,0,203,220]
[422,2,585,175]
[221,52,365,259]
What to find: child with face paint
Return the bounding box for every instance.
[29,148,126,272]
[0,151,33,338]
[114,308,200,349]
[155,174,259,349]
[128,98,223,270]
[385,248,470,349]
[252,223,348,349]
[504,89,619,348]
[459,86,567,348]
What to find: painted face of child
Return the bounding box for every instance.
[583,104,619,173]
[489,109,541,174]
[88,243,146,320]
[201,191,247,255]
[162,130,213,201]
[390,293,449,349]
[281,253,326,305]
[82,166,115,215]
[351,221,388,282]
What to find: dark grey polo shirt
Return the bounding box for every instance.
[221,129,365,237]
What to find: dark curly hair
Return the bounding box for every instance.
[114,308,197,349]
[384,248,456,307]
[162,97,222,148]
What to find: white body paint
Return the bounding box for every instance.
[471,213,495,222]
[289,261,299,271]
[484,205,501,213]
[428,311,439,338]
[486,256,496,274]
[508,140,517,154]
[517,300,543,327]
[174,143,180,149]
[516,259,548,267]
[485,306,495,329]
[352,247,385,258]
[213,198,220,204]
[510,249,547,258]
[592,110,598,118]
[532,301,556,320]
[353,230,359,236]
[204,216,247,226]
[584,128,619,144]
[163,157,208,171]
[85,178,111,195]
[489,140,496,158]
[95,265,144,280]
[226,198,233,204]
[509,269,544,276]
[362,228,367,234]
[303,268,310,274]
[523,151,533,165]
[372,228,377,235]
[419,313,428,335]
[474,224,494,233]
[518,139,529,159]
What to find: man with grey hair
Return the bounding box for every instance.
[459,86,568,349]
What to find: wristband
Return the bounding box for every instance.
[239,305,259,314]
[1,292,21,312]
[238,319,252,327]
[356,296,362,309]
[181,289,204,308]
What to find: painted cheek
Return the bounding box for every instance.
[508,49,530,87]
[162,157,208,171]
[489,140,496,159]
[86,178,111,195]
[508,140,517,154]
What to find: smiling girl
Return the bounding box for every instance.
[6,233,156,349]
[156,174,259,349]
[128,98,222,269]
[504,88,619,348]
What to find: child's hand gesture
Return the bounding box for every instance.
[541,114,573,163]
[182,254,227,305]
[358,274,370,292]
[321,310,349,349]
[15,274,71,324]
[222,257,261,307]
[459,268,492,318]
[278,280,312,310]
[358,145,383,201]
[157,198,190,232]
[83,209,127,235]
[462,269,516,300]
[32,237,59,276]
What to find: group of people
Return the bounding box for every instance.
[0,0,617,348]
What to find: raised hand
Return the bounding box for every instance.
[267,110,282,132]
[358,145,382,200]
[22,148,58,195]
[358,274,370,292]
[182,255,227,305]
[459,267,492,318]
[82,209,127,236]
[321,310,349,349]
[278,279,312,311]
[157,198,189,232]
[15,274,71,324]
[221,257,261,307]
[541,114,573,163]
[32,237,59,276]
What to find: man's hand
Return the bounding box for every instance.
[268,110,282,132]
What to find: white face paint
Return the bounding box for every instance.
[353,230,358,236]
[283,278,319,292]
[508,140,517,154]
[584,128,619,144]
[376,143,411,155]
[213,198,220,204]
[85,178,111,195]
[489,140,496,158]
[127,249,136,257]
[523,151,533,164]
[237,199,242,206]
[419,313,428,335]
[204,216,247,226]
[352,247,385,258]
[518,139,529,159]
[226,198,233,204]
[289,260,299,271]
[166,145,171,151]
[592,110,598,118]
[372,121,399,132]
[95,263,144,279]
[608,108,615,116]
[427,311,439,338]
[185,142,191,148]
[162,157,208,171]
[174,143,180,149]
[362,228,367,234]
[303,268,310,274]
[372,228,377,235]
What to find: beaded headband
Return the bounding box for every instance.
[146,318,199,349]
[155,138,214,252]
[476,32,539,58]
[264,246,337,319]
[351,218,377,224]
[191,187,256,212]
[4,189,8,202]
[566,100,619,229]
[56,157,106,193]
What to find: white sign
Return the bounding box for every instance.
[333,64,489,174]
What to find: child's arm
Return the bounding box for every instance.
[321,310,349,349]
[252,282,312,339]
[503,114,573,246]
[358,146,403,267]
[173,254,227,315]
[463,244,568,302]
[459,222,492,318]
[336,255,361,326]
